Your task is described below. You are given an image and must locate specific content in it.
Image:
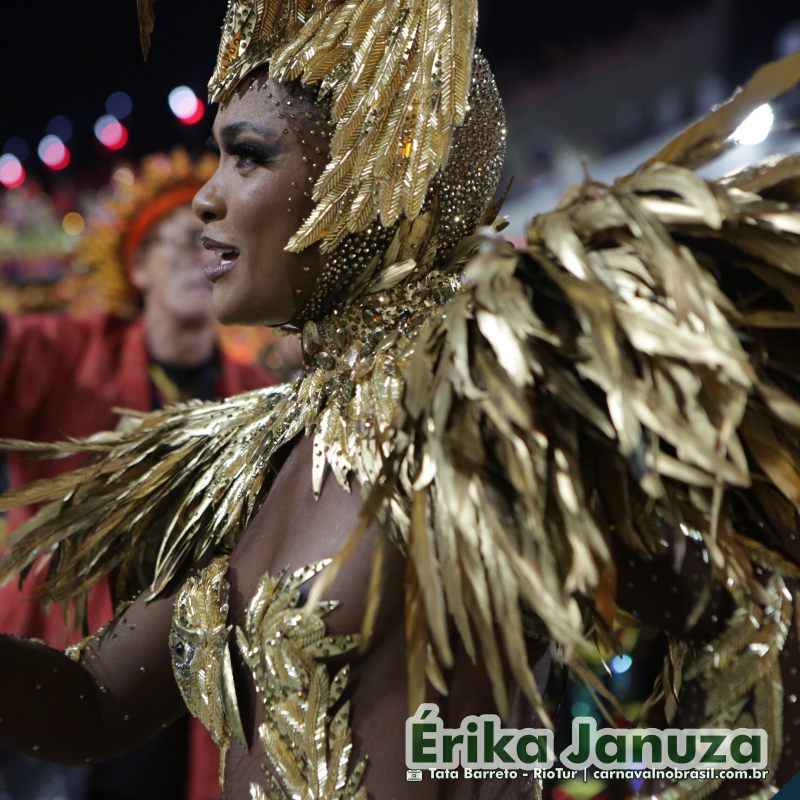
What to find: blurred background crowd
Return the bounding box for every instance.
[0,1,798,799]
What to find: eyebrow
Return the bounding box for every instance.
[218,121,280,144]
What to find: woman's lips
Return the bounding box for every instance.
[202,254,239,283]
[200,236,240,283]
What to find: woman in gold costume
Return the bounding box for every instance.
[1,1,800,797]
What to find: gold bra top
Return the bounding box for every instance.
[169,555,368,799]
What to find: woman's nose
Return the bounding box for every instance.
[193,174,225,223]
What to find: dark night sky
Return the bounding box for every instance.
[0,1,796,184]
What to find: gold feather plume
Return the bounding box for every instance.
[207,0,478,253]
[136,0,156,60]
[0,382,310,616]
[306,51,800,729]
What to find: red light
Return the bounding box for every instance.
[45,143,70,170]
[38,135,70,170]
[48,145,71,170]
[0,154,25,188]
[169,87,205,125]
[94,115,129,151]
[180,98,205,126]
[101,121,128,150]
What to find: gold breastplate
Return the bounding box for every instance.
[170,555,368,798]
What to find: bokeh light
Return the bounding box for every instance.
[610,654,633,674]
[3,137,29,162]
[38,135,71,170]
[168,86,204,125]
[105,91,133,120]
[112,166,135,186]
[571,701,591,718]
[94,115,129,151]
[182,99,205,125]
[732,104,774,146]
[46,115,74,142]
[168,86,196,117]
[0,154,26,188]
[62,211,85,236]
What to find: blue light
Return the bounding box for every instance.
[4,137,29,161]
[106,91,133,120]
[629,762,646,792]
[46,115,74,142]
[611,654,633,674]
[571,701,591,718]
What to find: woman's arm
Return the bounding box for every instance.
[0,583,185,765]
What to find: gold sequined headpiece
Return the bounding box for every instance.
[209,0,480,255]
[136,0,505,320]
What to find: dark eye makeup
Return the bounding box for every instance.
[206,133,276,169]
[233,142,275,168]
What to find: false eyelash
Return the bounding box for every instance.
[231,143,274,168]
[239,145,263,158]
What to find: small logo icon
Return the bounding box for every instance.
[406,769,423,782]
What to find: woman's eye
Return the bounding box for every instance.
[233,146,270,170]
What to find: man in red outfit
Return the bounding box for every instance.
[0,150,271,800]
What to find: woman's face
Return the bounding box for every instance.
[193,77,327,326]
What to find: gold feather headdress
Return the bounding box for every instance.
[210,0,479,254]
[140,0,480,254]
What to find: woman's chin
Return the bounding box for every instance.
[212,291,291,328]
[212,291,249,326]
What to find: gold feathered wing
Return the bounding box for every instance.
[308,52,800,736]
[0,381,315,621]
[136,0,156,59]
